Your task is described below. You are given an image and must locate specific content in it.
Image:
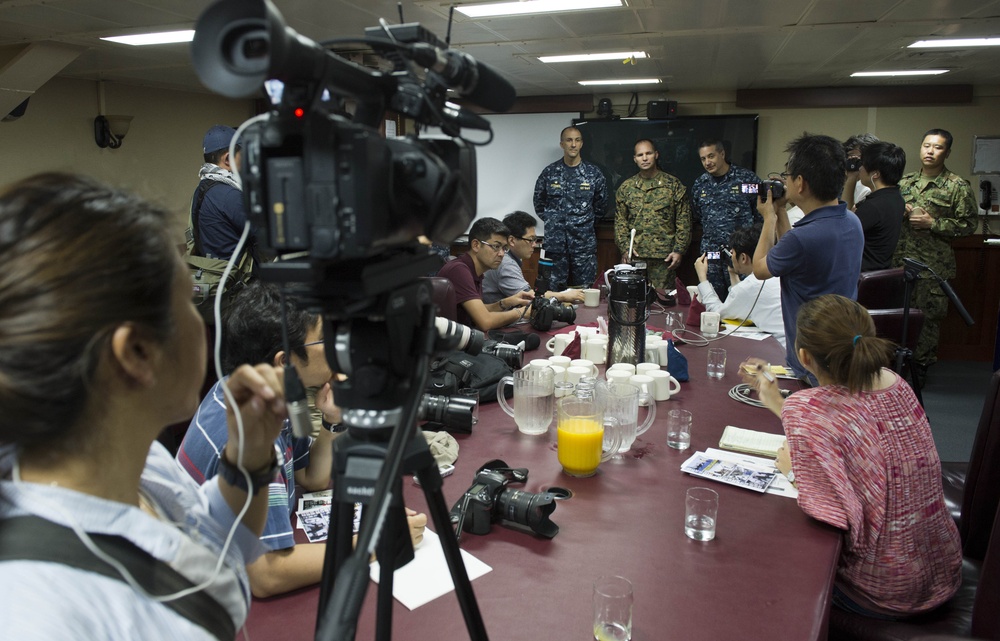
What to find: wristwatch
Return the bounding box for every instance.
[218,445,280,495]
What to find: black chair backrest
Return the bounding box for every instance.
[858,267,906,310]
[961,369,1000,562]
[971,498,1000,639]
[868,308,924,352]
[423,276,457,322]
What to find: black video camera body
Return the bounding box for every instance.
[530,256,576,331]
[740,179,786,200]
[450,460,558,538]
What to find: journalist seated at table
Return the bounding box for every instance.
[437,216,535,331]
[692,222,785,347]
[0,173,282,639]
[742,295,961,620]
[177,281,426,598]
[483,211,584,306]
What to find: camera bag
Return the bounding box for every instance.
[426,351,513,404]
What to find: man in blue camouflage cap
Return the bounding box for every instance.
[190,124,254,261]
[690,139,761,301]
[533,126,608,290]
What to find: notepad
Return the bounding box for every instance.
[719,425,786,458]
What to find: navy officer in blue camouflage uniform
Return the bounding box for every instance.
[533,126,608,289]
[690,139,761,300]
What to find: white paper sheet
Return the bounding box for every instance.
[369,529,493,610]
[702,447,798,499]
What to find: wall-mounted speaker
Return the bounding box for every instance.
[647,100,677,120]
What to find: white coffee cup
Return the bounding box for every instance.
[566,365,592,385]
[569,359,598,377]
[548,355,572,368]
[657,342,672,367]
[584,337,608,364]
[701,311,721,338]
[529,358,552,370]
[648,370,682,401]
[583,288,601,307]
[629,374,654,395]
[636,362,660,376]
[548,365,567,383]
[686,285,699,302]
[606,369,634,385]
[608,362,636,376]
[644,346,660,365]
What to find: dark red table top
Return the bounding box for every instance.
[245,302,841,640]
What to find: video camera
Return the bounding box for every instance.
[740,179,786,201]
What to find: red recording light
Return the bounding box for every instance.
[294,107,305,118]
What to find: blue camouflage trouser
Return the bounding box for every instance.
[547,252,597,290]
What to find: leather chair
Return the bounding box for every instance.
[941,369,1000,561]
[423,276,457,322]
[858,268,906,310]
[867,308,924,385]
[828,499,1000,640]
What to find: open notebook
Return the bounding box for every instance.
[718,425,786,458]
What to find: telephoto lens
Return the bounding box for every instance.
[493,487,559,538]
[419,394,477,432]
[481,339,524,370]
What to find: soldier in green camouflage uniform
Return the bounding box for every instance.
[615,139,692,288]
[892,129,978,374]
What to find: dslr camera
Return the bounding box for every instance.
[450,459,558,538]
[706,248,733,269]
[740,179,785,200]
[846,157,862,172]
[481,339,524,370]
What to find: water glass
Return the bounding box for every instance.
[685,487,719,542]
[666,409,692,450]
[707,348,726,380]
[593,575,633,641]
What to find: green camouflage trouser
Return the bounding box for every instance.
[912,278,948,367]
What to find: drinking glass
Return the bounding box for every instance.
[593,575,633,641]
[685,487,719,541]
[666,409,692,450]
[707,348,726,380]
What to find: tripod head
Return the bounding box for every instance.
[901,258,974,326]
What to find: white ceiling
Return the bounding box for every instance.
[2,0,1000,107]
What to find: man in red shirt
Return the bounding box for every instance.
[437,217,534,331]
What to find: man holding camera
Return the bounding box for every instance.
[483,211,585,305]
[694,223,785,347]
[841,133,880,211]
[615,139,692,289]
[691,139,762,301]
[752,134,863,382]
[892,128,978,379]
[438,217,535,331]
[854,141,906,271]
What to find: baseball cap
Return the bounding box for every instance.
[203,125,237,154]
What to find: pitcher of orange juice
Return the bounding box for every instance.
[556,396,623,477]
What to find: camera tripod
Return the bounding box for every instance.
[300,255,488,641]
[897,258,974,403]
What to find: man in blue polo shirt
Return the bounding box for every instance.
[752,134,863,383]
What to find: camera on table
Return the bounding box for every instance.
[419,393,477,432]
[481,339,524,370]
[740,179,786,200]
[450,459,558,538]
[531,296,576,332]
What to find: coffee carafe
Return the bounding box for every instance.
[607,265,650,366]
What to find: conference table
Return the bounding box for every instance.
[244,299,842,640]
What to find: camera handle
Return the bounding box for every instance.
[315,294,488,641]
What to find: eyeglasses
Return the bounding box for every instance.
[517,236,539,245]
[769,172,793,181]
[302,339,324,348]
[478,240,509,254]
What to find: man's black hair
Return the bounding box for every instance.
[698,139,725,153]
[842,133,879,153]
[860,141,906,186]
[470,217,509,242]
[785,133,847,202]
[502,211,539,238]
[728,222,763,260]
[923,128,954,151]
[221,281,317,376]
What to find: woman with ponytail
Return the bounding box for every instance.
[742,294,961,619]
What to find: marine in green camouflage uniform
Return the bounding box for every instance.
[892,129,978,371]
[614,140,692,289]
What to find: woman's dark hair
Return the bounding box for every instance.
[221,281,317,375]
[795,295,895,393]
[0,173,177,447]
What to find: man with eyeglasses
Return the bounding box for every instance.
[437,217,536,331]
[177,281,427,597]
[483,211,586,306]
[752,134,863,384]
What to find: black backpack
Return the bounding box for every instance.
[425,351,513,403]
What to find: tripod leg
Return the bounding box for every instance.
[415,463,489,641]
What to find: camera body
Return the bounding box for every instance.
[846,157,862,172]
[530,296,576,332]
[481,339,524,370]
[707,248,733,269]
[451,461,558,538]
[740,179,786,200]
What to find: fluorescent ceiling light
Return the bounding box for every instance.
[579,78,662,86]
[540,51,647,63]
[851,69,949,77]
[456,0,622,18]
[909,38,1000,48]
[101,30,195,46]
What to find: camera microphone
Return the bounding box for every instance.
[284,363,314,438]
[410,43,516,112]
[442,103,491,131]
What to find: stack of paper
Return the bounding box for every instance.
[719,425,786,458]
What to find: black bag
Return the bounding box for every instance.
[425,351,513,403]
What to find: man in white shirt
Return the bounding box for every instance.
[693,223,785,347]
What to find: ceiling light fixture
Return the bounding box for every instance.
[101,30,195,46]
[579,78,662,86]
[540,51,647,63]
[909,38,1000,48]
[850,69,949,77]
[456,0,622,19]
